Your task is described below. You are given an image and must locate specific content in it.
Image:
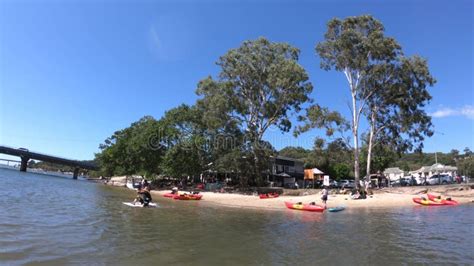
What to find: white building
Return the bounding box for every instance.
[409,163,457,178]
[383,167,405,181]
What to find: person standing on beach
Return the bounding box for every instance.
[321,187,328,209]
[364,179,370,195]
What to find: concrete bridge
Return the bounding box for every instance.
[0,145,98,179]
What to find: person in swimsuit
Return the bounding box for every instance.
[321,186,328,208]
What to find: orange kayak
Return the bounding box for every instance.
[412,197,450,206]
[284,201,325,212]
[427,194,458,205]
[173,194,203,200]
[259,193,279,199]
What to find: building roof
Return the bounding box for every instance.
[430,163,457,171]
[275,172,292,177]
[410,163,457,173]
[383,167,404,174]
[275,155,304,163]
[310,168,324,174]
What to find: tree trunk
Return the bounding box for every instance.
[253,149,260,186]
[351,91,360,188]
[366,110,376,182]
[251,136,263,187]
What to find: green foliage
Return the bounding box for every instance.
[278,139,353,180]
[457,156,474,176]
[196,37,313,185]
[197,37,313,136]
[365,56,435,154]
[294,104,349,137]
[330,163,351,181]
[96,116,165,177]
[463,147,472,156]
[316,15,402,184]
[158,104,209,178]
[316,15,400,72]
[160,141,201,178]
[360,143,398,176]
[28,160,94,173]
[315,15,436,184]
[92,17,460,188]
[279,146,312,160]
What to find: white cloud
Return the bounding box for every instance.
[431,108,457,118]
[149,26,161,50]
[461,105,474,119]
[148,25,164,60]
[147,17,195,62]
[431,105,474,120]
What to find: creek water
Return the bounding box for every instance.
[0,167,472,265]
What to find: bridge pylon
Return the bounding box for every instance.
[20,156,29,172]
[73,168,79,179]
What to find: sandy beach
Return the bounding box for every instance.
[151,184,474,211]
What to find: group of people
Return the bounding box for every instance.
[350,188,367,200]
[316,184,370,207]
[132,180,153,207]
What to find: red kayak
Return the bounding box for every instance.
[259,193,279,199]
[412,197,450,206]
[173,194,203,200]
[427,194,458,205]
[284,201,325,212]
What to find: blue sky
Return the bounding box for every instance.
[0,0,473,160]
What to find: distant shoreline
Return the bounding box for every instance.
[150,184,474,211]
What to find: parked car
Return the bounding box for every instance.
[391,177,412,187]
[329,180,339,189]
[305,180,323,189]
[425,174,453,185]
[339,179,355,189]
[408,176,418,186]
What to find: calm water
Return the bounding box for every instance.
[0,168,473,265]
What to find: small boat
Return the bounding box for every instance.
[284,201,325,212]
[173,193,203,200]
[328,206,345,212]
[259,193,279,199]
[427,194,458,205]
[412,197,450,206]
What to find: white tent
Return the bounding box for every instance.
[312,168,324,175]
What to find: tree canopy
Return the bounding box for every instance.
[92,16,455,189]
[316,15,435,186]
[196,37,314,185]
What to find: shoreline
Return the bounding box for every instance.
[150,184,474,211]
